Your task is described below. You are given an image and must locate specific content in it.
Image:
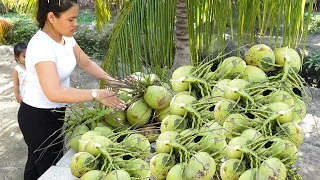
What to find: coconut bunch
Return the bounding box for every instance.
[148,44,307,180]
[66,121,153,179]
[62,72,175,179]
[62,43,307,179]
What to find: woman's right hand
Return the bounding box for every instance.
[96,89,126,110]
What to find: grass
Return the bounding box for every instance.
[1,12,32,21]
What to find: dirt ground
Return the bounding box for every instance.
[0,35,320,180]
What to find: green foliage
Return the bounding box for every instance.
[306,13,320,34]
[305,51,320,72]
[74,26,108,60]
[1,13,37,44]
[77,9,96,25]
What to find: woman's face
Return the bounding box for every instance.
[51,4,79,37]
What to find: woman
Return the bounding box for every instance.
[18,0,126,179]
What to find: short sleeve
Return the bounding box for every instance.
[31,45,56,65]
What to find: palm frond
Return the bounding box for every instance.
[94,0,113,33]
[101,0,177,79]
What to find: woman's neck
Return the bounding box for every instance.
[41,24,64,45]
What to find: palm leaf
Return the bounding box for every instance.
[101,0,177,79]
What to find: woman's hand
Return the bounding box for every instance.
[96,89,126,110]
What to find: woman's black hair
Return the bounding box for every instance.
[13,42,27,62]
[36,0,78,28]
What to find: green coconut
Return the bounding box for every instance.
[269,90,295,107]
[124,159,150,179]
[160,115,187,133]
[166,163,186,180]
[155,106,171,122]
[122,133,151,152]
[131,72,148,84]
[220,159,245,180]
[199,134,227,159]
[70,135,82,152]
[226,136,249,159]
[245,44,276,72]
[274,47,302,72]
[278,122,304,147]
[126,99,152,127]
[242,65,268,82]
[257,158,286,180]
[156,131,180,153]
[239,168,257,180]
[272,139,298,165]
[211,79,230,98]
[150,153,175,180]
[224,79,249,101]
[171,65,195,93]
[185,152,216,180]
[80,170,104,180]
[220,56,247,79]
[267,137,286,155]
[70,152,97,177]
[267,102,293,123]
[150,73,161,82]
[144,85,173,110]
[72,125,90,137]
[92,126,113,136]
[80,131,102,141]
[170,94,197,116]
[199,121,226,138]
[213,99,237,125]
[104,170,131,180]
[104,109,127,128]
[241,129,263,143]
[79,135,112,156]
[292,98,307,123]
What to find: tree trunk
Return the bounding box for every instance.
[173,0,190,69]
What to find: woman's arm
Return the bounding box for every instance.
[73,44,116,84]
[12,69,22,103]
[35,61,126,110]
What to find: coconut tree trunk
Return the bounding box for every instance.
[173,0,190,69]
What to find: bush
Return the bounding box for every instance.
[302,51,320,87]
[305,13,320,34]
[2,13,37,44]
[74,25,109,60]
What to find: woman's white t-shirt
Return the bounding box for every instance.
[23,30,77,109]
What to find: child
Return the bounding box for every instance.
[12,42,27,103]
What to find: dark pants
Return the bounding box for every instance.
[18,102,66,180]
